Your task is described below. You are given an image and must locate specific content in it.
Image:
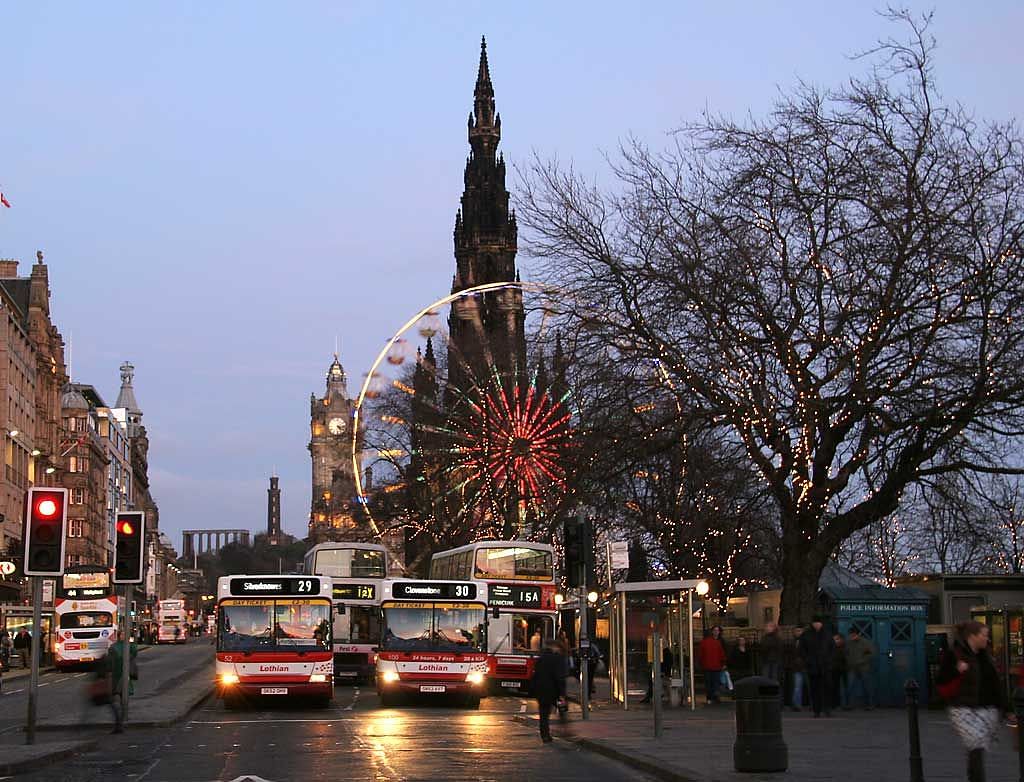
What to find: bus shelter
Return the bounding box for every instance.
[608,580,706,711]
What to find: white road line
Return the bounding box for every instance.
[135,759,160,782]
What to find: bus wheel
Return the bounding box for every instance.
[379,691,398,708]
[223,695,243,711]
[464,696,481,710]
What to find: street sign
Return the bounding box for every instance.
[0,560,15,576]
[42,580,54,605]
[609,540,629,570]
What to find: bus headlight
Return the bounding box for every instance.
[309,674,328,683]
[381,670,400,684]
[466,671,485,686]
[220,672,240,686]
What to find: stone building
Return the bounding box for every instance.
[307,354,360,540]
[59,384,111,568]
[0,254,67,600]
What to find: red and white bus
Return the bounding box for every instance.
[430,542,558,693]
[215,575,334,708]
[375,579,489,708]
[54,567,118,670]
[303,542,387,683]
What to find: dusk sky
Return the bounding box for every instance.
[1,2,1021,551]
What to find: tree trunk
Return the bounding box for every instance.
[778,545,829,627]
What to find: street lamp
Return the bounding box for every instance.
[587,591,599,604]
[554,593,564,606]
[696,580,710,597]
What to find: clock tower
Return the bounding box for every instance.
[308,353,359,540]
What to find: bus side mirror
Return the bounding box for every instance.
[336,605,346,616]
[491,606,500,619]
[371,647,379,652]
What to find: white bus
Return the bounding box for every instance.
[430,541,558,693]
[215,574,333,708]
[157,599,187,643]
[303,542,387,683]
[375,579,489,708]
[54,567,117,670]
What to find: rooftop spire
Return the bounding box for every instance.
[469,36,499,154]
[115,361,141,413]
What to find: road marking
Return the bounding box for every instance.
[135,760,160,782]
[38,682,50,687]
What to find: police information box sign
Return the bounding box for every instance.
[392,581,477,600]
[229,577,320,596]
[488,584,542,608]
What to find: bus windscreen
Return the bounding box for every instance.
[218,599,331,652]
[382,602,485,653]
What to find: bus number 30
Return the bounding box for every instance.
[455,585,470,597]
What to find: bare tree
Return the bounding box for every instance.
[517,12,1024,622]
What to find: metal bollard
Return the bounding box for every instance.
[1014,687,1024,782]
[905,680,924,782]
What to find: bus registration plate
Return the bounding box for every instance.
[500,681,521,688]
[419,685,445,693]
[261,687,288,695]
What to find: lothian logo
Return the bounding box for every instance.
[258,665,290,672]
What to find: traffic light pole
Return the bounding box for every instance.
[121,584,133,727]
[26,576,42,744]
[579,589,589,720]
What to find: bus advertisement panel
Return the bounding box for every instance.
[303,543,386,683]
[215,575,333,707]
[376,579,488,708]
[55,568,117,669]
[157,599,187,643]
[430,542,558,692]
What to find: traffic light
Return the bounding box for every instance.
[563,516,594,588]
[23,488,68,576]
[113,511,146,584]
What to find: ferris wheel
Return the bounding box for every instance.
[352,281,575,540]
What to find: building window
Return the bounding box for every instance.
[71,488,85,505]
[68,519,85,538]
[68,456,89,473]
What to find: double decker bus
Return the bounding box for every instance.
[376,579,489,708]
[157,599,188,643]
[430,541,558,693]
[54,566,117,670]
[303,542,386,683]
[215,574,333,708]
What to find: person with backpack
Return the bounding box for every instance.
[105,630,139,733]
[936,621,1005,782]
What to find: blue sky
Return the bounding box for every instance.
[1,2,1021,550]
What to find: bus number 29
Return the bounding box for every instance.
[297,579,314,593]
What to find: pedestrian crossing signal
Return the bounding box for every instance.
[114,511,146,584]
[24,488,68,576]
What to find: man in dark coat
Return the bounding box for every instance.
[14,628,31,669]
[797,616,835,717]
[531,640,568,743]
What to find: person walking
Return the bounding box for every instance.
[698,626,727,704]
[798,616,835,717]
[758,623,783,686]
[530,639,568,744]
[844,627,875,709]
[105,631,139,734]
[0,628,12,671]
[728,636,753,681]
[937,621,1005,782]
[14,628,31,669]
[786,627,806,711]
[830,633,848,710]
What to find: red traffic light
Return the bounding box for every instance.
[36,498,58,518]
[116,520,136,536]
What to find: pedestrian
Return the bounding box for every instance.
[582,642,602,698]
[785,627,806,711]
[14,628,31,669]
[798,615,835,717]
[728,636,753,681]
[0,628,12,671]
[640,644,674,704]
[105,630,139,734]
[830,633,848,710]
[557,629,575,677]
[937,621,1005,782]
[530,639,568,744]
[758,622,783,686]
[844,627,875,709]
[697,626,727,704]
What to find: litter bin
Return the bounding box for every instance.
[733,675,788,773]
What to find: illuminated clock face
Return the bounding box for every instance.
[328,417,347,435]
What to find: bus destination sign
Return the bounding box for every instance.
[392,581,477,600]
[488,584,543,608]
[229,577,320,596]
[63,587,109,599]
[333,583,376,601]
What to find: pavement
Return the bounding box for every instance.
[0,639,215,776]
[520,676,1021,782]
